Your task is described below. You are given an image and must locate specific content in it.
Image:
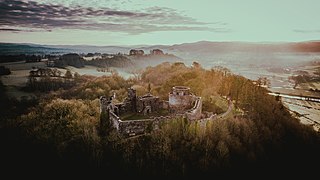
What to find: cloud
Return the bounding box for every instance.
[0,27,52,32]
[293,29,320,33]
[0,0,227,34]
[0,28,21,32]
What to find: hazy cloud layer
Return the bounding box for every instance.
[0,0,226,34]
[294,29,320,33]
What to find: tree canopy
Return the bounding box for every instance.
[1,62,319,178]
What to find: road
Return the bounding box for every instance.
[268,92,320,103]
[269,92,320,132]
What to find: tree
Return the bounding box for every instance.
[65,69,73,79]
[27,76,37,89]
[21,99,101,162]
[256,77,270,87]
[51,68,61,77]
[100,110,114,136]
[148,83,151,93]
[74,72,81,79]
[192,61,202,69]
[314,67,320,77]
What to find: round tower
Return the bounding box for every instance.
[169,86,195,112]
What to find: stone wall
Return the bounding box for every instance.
[109,109,172,136]
[136,95,161,114]
[119,119,153,136]
[109,111,120,130]
[185,97,202,120]
[100,96,111,113]
[99,86,205,137]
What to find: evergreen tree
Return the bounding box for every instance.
[65,69,73,79]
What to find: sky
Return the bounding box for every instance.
[0,0,319,45]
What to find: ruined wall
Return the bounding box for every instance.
[136,96,161,113]
[119,119,153,136]
[185,97,202,120]
[123,88,137,113]
[109,115,173,137]
[162,101,169,109]
[100,96,109,113]
[109,111,120,130]
[102,101,173,136]
[100,86,206,137]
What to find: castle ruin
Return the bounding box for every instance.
[100,86,202,137]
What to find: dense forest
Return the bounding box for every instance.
[0,62,319,178]
[85,54,134,68]
[0,54,42,63]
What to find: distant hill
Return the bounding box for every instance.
[290,41,320,52]
[160,41,320,54]
[43,44,132,55]
[0,43,133,55]
[0,43,71,55]
[1,41,319,56]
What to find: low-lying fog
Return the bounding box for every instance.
[172,52,320,88]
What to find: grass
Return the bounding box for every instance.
[210,96,229,111]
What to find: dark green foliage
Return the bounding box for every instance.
[0,65,11,75]
[57,73,131,100]
[64,69,73,78]
[1,62,319,178]
[99,110,114,136]
[20,98,101,163]
[0,54,42,63]
[25,76,76,92]
[55,53,85,68]
[85,54,133,68]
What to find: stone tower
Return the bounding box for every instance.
[169,86,195,112]
[99,96,110,113]
[127,87,137,112]
[99,96,112,134]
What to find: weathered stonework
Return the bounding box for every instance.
[100,86,203,137]
[169,86,196,112]
[185,97,202,120]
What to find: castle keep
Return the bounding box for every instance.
[100,86,202,137]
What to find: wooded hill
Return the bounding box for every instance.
[0,62,319,179]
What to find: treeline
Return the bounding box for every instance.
[85,54,133,68]
[56,72,132,100]
[289,67,320,89]
[0,52,134,69]
[46,53,134,68]
[1,62,319,178]
[0,54,43,63]
[0,66,11,75]
[54,53,85,68]
[25,69,79,92]
[0,80,38,121]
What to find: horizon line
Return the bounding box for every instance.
[0,39,320,47]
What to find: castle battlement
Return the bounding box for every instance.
[100,86,203,137]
